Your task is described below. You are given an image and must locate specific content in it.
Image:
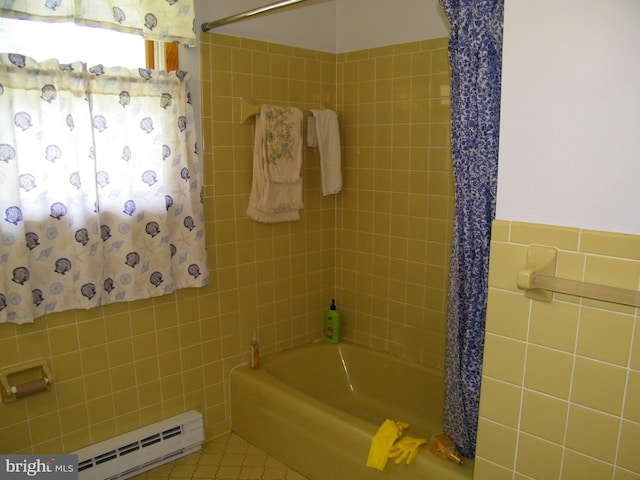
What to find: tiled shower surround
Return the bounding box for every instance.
[337,37,453,367]
[0,34,453,452]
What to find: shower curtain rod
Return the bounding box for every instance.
[201,0,311,32]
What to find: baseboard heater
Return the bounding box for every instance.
[72,410,204,480]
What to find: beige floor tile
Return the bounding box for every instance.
[131,433,309,480]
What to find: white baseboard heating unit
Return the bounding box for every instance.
[72,410,204,480]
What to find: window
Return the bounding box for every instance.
[0,17,204,325]
[0,17,178,70]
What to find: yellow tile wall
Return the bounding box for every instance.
[336,38,452,368]
[0,33,452,455]
[199,33,339,356]
[474,220,640,480]
[0,291,230,454]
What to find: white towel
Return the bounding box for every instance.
[311,109,342,195]
[306,116,318,148]
[247,106,304,223]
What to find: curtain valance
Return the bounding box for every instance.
[0,0,196,47]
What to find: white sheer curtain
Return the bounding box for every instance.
[0,53,208,324]
[0,0,196,46]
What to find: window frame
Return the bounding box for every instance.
[145,41,179,71]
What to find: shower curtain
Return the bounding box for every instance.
[439,0,504,458]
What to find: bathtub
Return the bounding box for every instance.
[230,340,474,480]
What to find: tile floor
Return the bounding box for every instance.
[131,432,309,480]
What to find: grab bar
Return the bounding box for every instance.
[517,245,640,307]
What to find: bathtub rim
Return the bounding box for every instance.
[238,338,446,377]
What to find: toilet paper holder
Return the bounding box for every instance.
[0,360,53,403]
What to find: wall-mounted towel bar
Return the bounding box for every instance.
[520,272,640,307]
[517,245,640,307]
[241,98,261,123]
[202,0,311,32]
[241,98,317,123]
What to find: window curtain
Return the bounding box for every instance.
[0,53,208,324]
[0,0,196,46]
[438,0,504,458]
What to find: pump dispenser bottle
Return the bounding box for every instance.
[428,433,463,465]
[325,299,340,344]
[249,333,260,369]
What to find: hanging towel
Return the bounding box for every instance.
[311,109,342,195]
[263,105,304,183]
[306,116,318,148]
[247,105,304,223]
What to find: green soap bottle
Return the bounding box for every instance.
[325,299,340,343]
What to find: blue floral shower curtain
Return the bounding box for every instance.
[439,0,504,458]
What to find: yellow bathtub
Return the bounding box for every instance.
[231,340,474,480]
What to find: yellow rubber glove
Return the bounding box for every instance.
[389,435,428,465]
[365,419,410,471]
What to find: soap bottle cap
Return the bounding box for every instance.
[330,299,336,310]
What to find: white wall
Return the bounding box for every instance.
[335,0,448,52]
[196,0,337,53]
[496,0,640,234]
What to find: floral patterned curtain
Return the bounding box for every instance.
[0,0,196,46]
[439,0,504,458]
[0,54,208,324]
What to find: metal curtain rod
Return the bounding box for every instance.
[202,0,310,32]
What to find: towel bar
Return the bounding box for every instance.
[520,272,640,307]
[240,98,321,123]
[517,245,640,307]
[241,98,261,123]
